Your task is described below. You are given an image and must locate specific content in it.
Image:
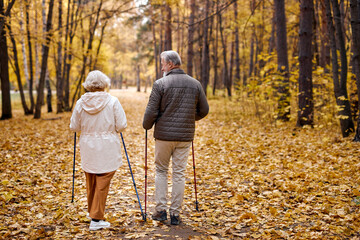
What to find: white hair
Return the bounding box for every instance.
[83,70,111,92]
[160,50,182,66]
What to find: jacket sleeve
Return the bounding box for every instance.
[114,99,127,132]
[143,82,162,130]
[195,85,209,121]
[70,100,82,132]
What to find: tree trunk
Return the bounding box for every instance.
[34,0,55,119]
[274,0,290,121]
[0,0,12,120]
[164,3,172,50]
[212,0,219,95]
[313,0,320,67]
[8,15,31,115]
[92,20,108,69]
[187,0,195,76]
[46,70,52,113]
[25,0,35,112]
[324,0,354,137]
[19,3,30,101]
[200,0,210,94]
[249,31,255,79]
[297,0,314,127]
[56,0,64,113]
[234,0,240,90]
[269,4,276,54]
[219,8,231,97]
[64,0,80,111]
[151,5,160,80]
[136,65,141,92]
[332,0,354,136]
[229,40,234,89]
[320,0,330,71]
[350,0,360,141]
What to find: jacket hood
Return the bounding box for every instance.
[80,92,112,114]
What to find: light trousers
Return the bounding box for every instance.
[85,171,115,220]
[154,139,191,216]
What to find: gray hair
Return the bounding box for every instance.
[160,50,182,66]
[83,70,111,92]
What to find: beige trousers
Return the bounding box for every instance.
[154,139,191,216]
[85,171,115,220]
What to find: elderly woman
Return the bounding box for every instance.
[70,70,127,230]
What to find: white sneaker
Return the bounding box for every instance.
[86,213,91,220]
[89,220,110,230]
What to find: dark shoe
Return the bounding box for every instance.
[170,214,180,225]
[152,210,167,221]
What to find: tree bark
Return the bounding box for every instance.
[34,0,55,119]
[164,2,172,50]
[332,0,354,136]
[0,0,12,120]
[136,64,141,92]
[297,0,314,127]
[56,0,64,113]
[219,7,231,97]
[46,71,52,113]
[92,20,108,69]
[200,0,210,94]
[350,0,360,141]
[248,31,255,79]
[320,0,330,71]
[151,5,160,80]
[8,15,31,115]
[24,0,36,112]
[212,0,219,95]
[187,0,195,76]
[19,3,30,104]
[274,0,290,121]
[324,0,354,137]
[234,0,240,90]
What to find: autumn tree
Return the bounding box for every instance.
[350,0,360,141]
[0,0,15,120]
[200,0,211,94]
[274,0,290,121]
[7,12,31,115]
[34,0,55,119]
[297,0,314,127]
[324,0,354,137]
[187,0,196,77]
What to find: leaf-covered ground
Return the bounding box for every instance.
[1,88,360,239]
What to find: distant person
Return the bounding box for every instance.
[70,70,127,230]
[143,50,209,225]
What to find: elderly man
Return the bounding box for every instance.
[143,50,209,225]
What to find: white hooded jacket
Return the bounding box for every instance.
[70,92,127,173]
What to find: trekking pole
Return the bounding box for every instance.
[71,132,76,203]
[120,133,146,221]
[192,141,199,211]
[144,130,148,221]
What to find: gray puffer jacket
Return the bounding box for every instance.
[143,69,209,141]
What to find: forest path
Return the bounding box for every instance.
[1,88,360,239]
